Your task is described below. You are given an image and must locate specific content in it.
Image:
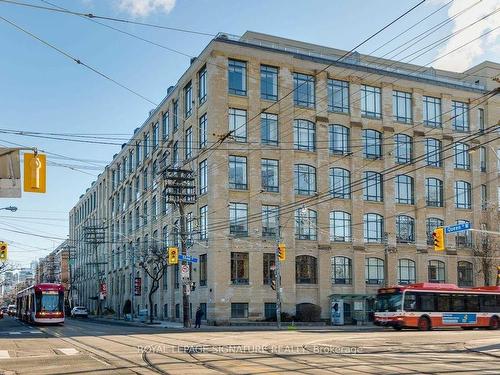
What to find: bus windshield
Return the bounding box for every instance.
[375,292,402,312]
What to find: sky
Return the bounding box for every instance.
[0,0,499,267]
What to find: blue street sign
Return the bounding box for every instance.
[178,254,198,263]
[445,222,471,234]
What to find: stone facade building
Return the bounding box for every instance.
[69,32,499,323]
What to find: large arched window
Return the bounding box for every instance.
[363,129,382,159]
[329,124,350,155]
[330,168,351,199]
[395,175,414,205]
[331,256,352,284]
[426,178,443,207]
[396,215,415,243]
[296,255,317,284]
[455,180,471,209]
[365,257,384,285]
[394,134,413,164]
[363,171,383,202]
[294,119,316,151]
[398,259,416,285]
[295,208,317,240]
[294,164,316,195]
[330,211,351,242]
[428,260,445,283]
[364,213,384,243]
[457,261,473,287]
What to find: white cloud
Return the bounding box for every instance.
[432,0,500,72]
[116,0,177,17]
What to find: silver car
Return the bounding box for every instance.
[70,306,88,318]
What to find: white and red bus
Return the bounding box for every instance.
[16,283,65,324]
[374,283,499,331]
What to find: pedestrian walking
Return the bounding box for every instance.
[195,306,204,328]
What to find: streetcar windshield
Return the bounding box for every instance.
[375,292,402,312]
[36,291,63,312]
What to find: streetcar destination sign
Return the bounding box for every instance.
[444,222,471,234]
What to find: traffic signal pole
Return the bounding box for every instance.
[275,229,282,329]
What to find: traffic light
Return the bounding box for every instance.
[432,227,445,251]
[277,243,286,261]
[23,152,46,193]
[0,242,7,261]
[168,247,178,265]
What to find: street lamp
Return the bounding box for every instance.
[0,206,17,212]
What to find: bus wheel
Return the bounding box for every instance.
[418,316,431,331]
[487,316,499,330]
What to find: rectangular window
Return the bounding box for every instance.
[198,66,207,104]
[184,82,193,118]
[262,205,279,238]
[229,203,248,236]
[260,65,278,101]
[230,252,249,285]
[199,159,208,194]
[293,73,315,108]
[231,302,248,318]
[185,127,193,159]
[425,138,442,167]
[228,59,247,96]
[136,141,141,167]
[328,79,349,113]
[452,101,469,131]
[129,151,134,173]
[481,184,487,210]
[478,108,484,131]
[199,254,207,286]
[229,108,247,142]
[229,156,247,190]
[423,96,442,127]
[263,253,275,285]
[261,113,278,146]
[480,146,487,172]
[199,113,207,149]
[199,205,208,240]
[261,159,279,192]
[361,85,381,118]
[172,141,179,165]
[173,100,179,132]
[143,133,150,159]
[153,123,159,150]
[393,91,412,123]
[162,112,169,141]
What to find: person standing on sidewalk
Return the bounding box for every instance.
[195,306,203,328]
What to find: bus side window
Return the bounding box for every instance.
[466,295,480,312]
[418,293,435,312]
[450,294,466,312]
[481,294,496,312]
[404,292,417,311]
[437,294,450,312]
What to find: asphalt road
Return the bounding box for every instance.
[0,315,499,374]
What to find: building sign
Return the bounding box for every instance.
[331,298,344,325]
[134,277,141,296]
[442,313,476,324]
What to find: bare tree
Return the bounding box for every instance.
[139,243,168,324]
[0,261,13,276]
[473,232,499,286]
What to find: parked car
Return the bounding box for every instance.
[71,306,88,318]
[7,305,16,316]
[1,306,7,314]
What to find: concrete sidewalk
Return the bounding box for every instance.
[87,315,381,332]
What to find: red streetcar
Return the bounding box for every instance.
[374,283,500,331]
[16,283,65,324]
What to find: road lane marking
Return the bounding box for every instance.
[0,350,9,359]
[8,332,21,335]
[58,348,79,356]
[29,331,42,334]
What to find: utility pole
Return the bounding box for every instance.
[275,227,282,329]
[83,219,106,316]
[163,165,196,328]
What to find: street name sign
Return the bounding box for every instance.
[178,254,198,263]
[445,222,471,234]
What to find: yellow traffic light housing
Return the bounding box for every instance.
[168,247,178,265]
[24,152,46,193]
[0,242,7,261]
[432,227,445,251]
[277,243,286,261]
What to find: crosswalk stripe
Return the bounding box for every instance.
[0,350,10,359]
[58,348,79,356]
